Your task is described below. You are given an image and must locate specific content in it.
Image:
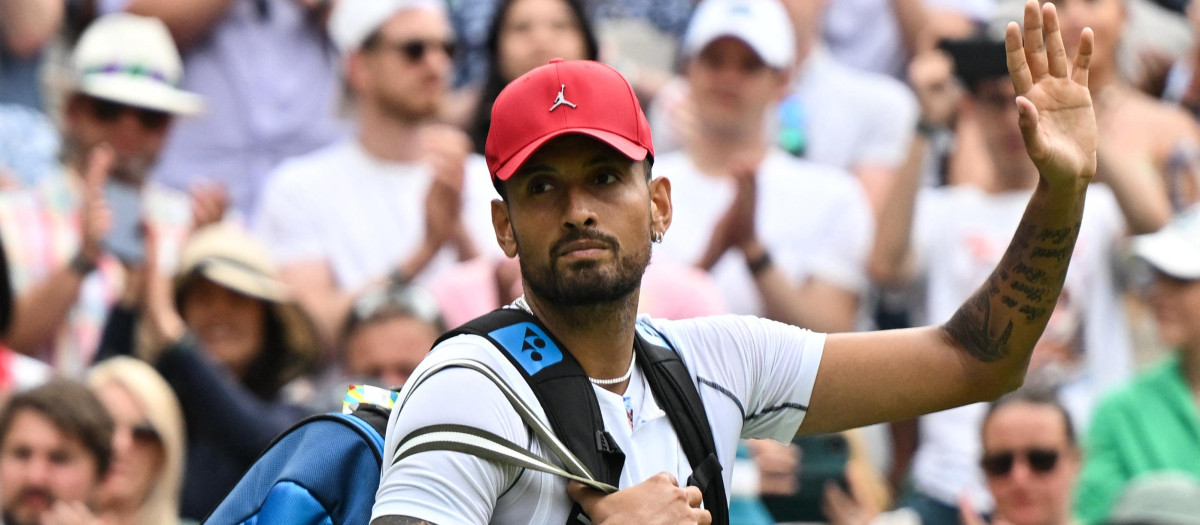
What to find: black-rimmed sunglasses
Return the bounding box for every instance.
[85,97,172,130]
[374,38,458,62]
[981,448,1060,477]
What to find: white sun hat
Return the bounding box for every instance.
[71,13,203,115]
[1132,204,1200,281]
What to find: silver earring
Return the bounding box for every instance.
[652,230,663,243]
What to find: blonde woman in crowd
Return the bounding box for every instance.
[88,356,186,525]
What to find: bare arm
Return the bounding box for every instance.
[891,0,931,58]
[868,50,960,287]
[6,269,85,354]
[802,1,1098,435]
[0,0,64,57]
[744,240,858,333]
[1095,145,1170,234]
[5,147,113,354]
[124,0,237,48]
[697,166,858,332]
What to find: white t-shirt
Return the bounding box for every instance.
[908,184,1131,510]
[653,149,873,316]
[372,312,825,524]
[254,139,501,291]
[784,48,919,171]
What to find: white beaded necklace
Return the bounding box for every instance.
[588,350,636,386]
[510,296,637,386]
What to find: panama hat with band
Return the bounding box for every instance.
[174,224,321,377]
[72,13,202,116]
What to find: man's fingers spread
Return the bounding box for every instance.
[1006,22,1034,94]
[1071,27,1094,86]
[1022,0,1048,79]
[1042,2,1069,77]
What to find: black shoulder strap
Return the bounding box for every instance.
[440,308,625,523]
[440,309,727,525]
[634,322,729,525]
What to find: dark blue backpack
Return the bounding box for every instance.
[203,404,390,525]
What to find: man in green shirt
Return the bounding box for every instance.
[1075,204,1200,524]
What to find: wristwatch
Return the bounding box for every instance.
[69,252,98,276]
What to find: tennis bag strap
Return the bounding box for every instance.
[426,308,728,525]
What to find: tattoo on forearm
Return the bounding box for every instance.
[943,219,1082,363]
[945,284,1014,363]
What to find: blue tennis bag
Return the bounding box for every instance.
[203,403,390,525]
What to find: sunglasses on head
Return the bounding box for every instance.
[981,448,1060,477]
[86,97,172,130]
[123,421,161,444]
[374,38,458,62]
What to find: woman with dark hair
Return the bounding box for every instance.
[96,222,322,521]
[466,0,599,153]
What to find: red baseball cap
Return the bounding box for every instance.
[485,59,654,182]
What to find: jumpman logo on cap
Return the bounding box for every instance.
[549,84,577,112]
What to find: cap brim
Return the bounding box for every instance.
[1132,231,1200,280]
[78,74,203,115]
[493,128,650,181]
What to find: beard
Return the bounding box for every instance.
[376,87,442,123]
[517,228,651,308]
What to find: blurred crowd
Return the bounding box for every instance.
[0,0,1199,524]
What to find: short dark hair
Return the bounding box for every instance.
[982,385,1077,446]
[493,154,654,201]
[0,379,114,477]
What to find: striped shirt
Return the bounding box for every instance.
[0,170,190,376]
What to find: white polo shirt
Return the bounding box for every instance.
[372,312,825,524]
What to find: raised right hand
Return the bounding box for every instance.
[567,472,712,525]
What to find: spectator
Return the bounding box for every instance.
[0,13,200,376]
[0,379,113,525]
[651,0,921,215]
[0,0,63,111]
[88,356,186,525]
[110,0,344,217]
[1075,204,1200,524]
[98,222,321,520]
[256,0,498,344]
[0,235,52,404]
[823,388,1082,525]
[653,0,873,333]
[445,0,688,97]
[462,0,599,152]
[340,282,441,387]
[970,388,1081,525]
[870,32,1154,524]
[1056,0,1200,214]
